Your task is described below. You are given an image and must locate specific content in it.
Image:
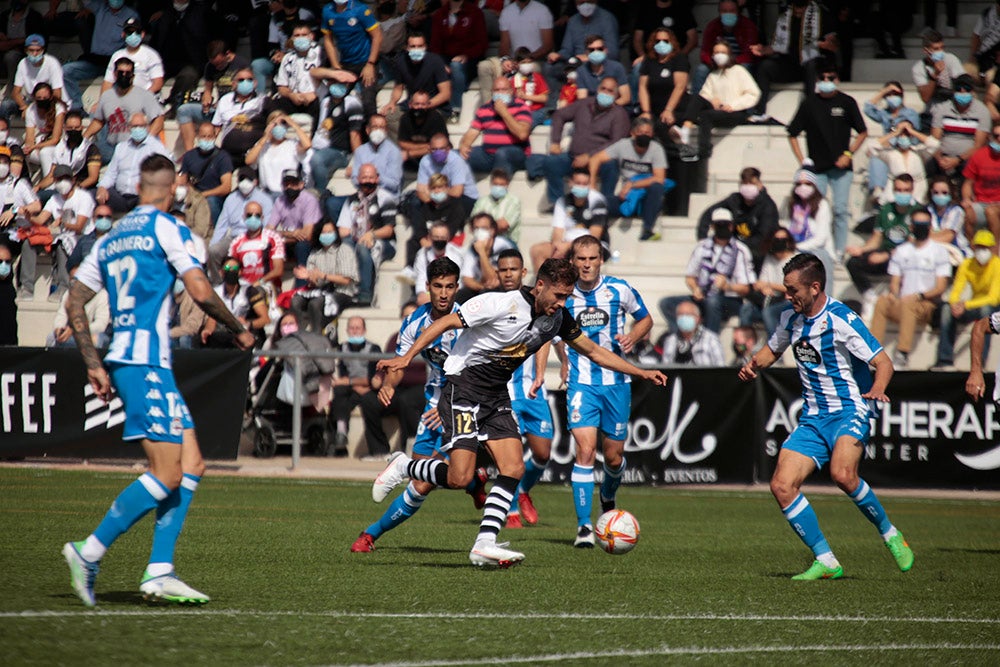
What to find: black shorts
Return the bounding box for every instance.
[439,381,520,453]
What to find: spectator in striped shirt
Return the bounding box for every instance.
[458,76,532,177]
[658,299,725,367]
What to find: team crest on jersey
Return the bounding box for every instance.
[170,417,183,436]
[793,339,821,368]
[570,409,581,423]
[577,306,610,330]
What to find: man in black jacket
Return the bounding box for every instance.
[150,1,222,113]
[695,166,779,272]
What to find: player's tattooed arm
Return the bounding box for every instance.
[184,269,247,334]
[67,280,101,370]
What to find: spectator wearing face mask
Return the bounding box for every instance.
[209,167,274,282]
[510,48,549,128]
[477,0,554,108]
[397,90,447,169]
[863,81,921,198]
[530,168,607,270]
[22,83,68,178]
[410,221,464,305]
[246,111,311,198]
[177,41,250,153]
[543,0,619,111]
[739,228,799,337]
[61,1,139,113]
[690,0,759,95]
[84,57,165,164]
[960,124,1000,248]
[458,76,532,177]
[98,18,164,108]
[337,164,398,306]
[307,74,364,192]
[0,4,45,112]
[870,209,951,369]
[0,147,41,240]
[471,169,522,243]
[271,22,324,126]
[933,230,1000,370]
[330,315,383,454]
[574,34,630,106]
[408,172,468,268]
[347,114,402,197]
[95,112,170,213]
[200,255,270,349]
[320,0,384,117]
[291,220,359,334]
[268,169,322,285]
[381,32,453,117]
[414,132,479,216]
[456,212,516,303]
[929,74,990,180]
[0,241,17,345]
[35,110,102,196]
[228,200,286,293]
[178,122,234,225]
[658,299,725,367]
[211,66,268,167]
[696,167,779,273]
[9,34,65,120]
[927,175,969,256]
[912,30,965,131]
[867,120,938,205]
[67,204,114,276]
[729,325,760,368]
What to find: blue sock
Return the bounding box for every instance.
[366,482,427,539]
[93,473,170,551]
[849,479,892,534]
[572,464,594,527]
[520,455,547,494]
[600,458,626,506]
[148,473,200,572]
[782,494,832,558]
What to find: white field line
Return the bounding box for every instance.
[2,610,999,625]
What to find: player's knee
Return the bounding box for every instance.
[187,459,206,479]
[830,466,858,492]
[447,467,473,489]
[413,480,435,496]
[155,468,184,491]
[500,458,525,479]
[769,476,797,505]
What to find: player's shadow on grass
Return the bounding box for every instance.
[763,572,855,580]
[52,591,147,605]
[936,547,1000,555]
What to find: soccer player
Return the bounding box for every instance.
[351,257,486,552]
[738,253,914,580]
[561,235,653,547]
[374,258,667,567]
[965,311,1000,404]
[495,248,554,529]
[62,154,255,607]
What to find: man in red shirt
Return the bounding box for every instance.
[961,125,1000,251]
[457,76,532,178]
[227,200,285,292]
[430,0,489,125]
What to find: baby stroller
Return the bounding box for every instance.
[243,357,338,458]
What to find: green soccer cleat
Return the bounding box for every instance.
[140,571,210,604]
[885,533,914,572]
[791,560,844,581]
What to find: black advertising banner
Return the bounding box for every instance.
[544,369,757,485]
[0,349,251,460]
[756,369,1000,489]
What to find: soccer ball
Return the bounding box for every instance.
[595,509,640,555]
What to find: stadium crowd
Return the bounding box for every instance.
[2,0,1000,457]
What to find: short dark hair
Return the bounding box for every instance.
[427,257,460,281]
[884,80,903,94]
[497,248,523,265]
[537,258,578,286]
[584,33,604,48]
[291,20,314,34]
[407,31,427,43]
[514,46,532,61]
[140,154,176,178]
[910,207,933,222]
[65,109,85,125]
[782,252,826,291]
[470,212,497,231]
[894,172,915,186]
[114,56,135,71]
[206,40,229,59]
[489,168,510,182]
[818,58,838,76]
[923,28,943,47]
[222,255,241,269]
[740,167,761,183]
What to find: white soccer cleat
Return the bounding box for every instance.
[469,539,525,568]
[139,571,210,604]
[574,524,596,548]
[372,451,410,503]
[62,541,99,608]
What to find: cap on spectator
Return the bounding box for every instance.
[711,208,734,223]
[954,74,976,90]
[281,169,302,182]
[237,166,258,182]
[794,166,819,186]
[25,34,45,48]
[0,146,11,159]
[123,18,142,32]
[973,230,996,248]
[53,165,74,179]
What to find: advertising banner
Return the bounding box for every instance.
[0,349,251,460]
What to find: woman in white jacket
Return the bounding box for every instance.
[783,167,835,290]
[866,120,939,205]
[674,41,761,160]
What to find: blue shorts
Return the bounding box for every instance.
[412,418,443,457]
[512,396,554,438]
[566,382,631,440]
[109,364,193,444]
[782,409,872,470]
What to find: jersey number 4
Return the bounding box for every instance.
[107,256,138,310]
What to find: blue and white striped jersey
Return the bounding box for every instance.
[565,275,649,385]
[396,302,461,406]
[768,295,883,417]
[76,205,201,369]
[508,346,552,402]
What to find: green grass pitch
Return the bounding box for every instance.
[2,467,998,666]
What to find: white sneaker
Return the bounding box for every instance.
[139,571,210,604]
[861,289,878,322]
[469,539,525,567]
[748,113,770,124]
[574,524,596,548]
[372,451,410,503]
[678,126,691,145]
[395,266,416,286]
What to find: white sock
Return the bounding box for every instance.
[881,526,898,541]
[80,534,107,562]
[146,562,174,577]
[817,551,840,568]
[474,534,495,546]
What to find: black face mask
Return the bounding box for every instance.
[359,182,378,194]
[410,108,427,122]
[222,271,240,285]
[634,134,652,149]
[714,224,733,240]
[66,129,83,146]
[284,187,300,202]
[115,72,134,89]
[771,238,790,253]
[912,223,931,241]
[35,98,52,110]
[431,239,448,251]
[733,343,748,356]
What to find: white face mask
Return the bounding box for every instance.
[0,163,10,179]
[237,179,255,196]
[175,185,188,202]
[794,183,815,200]
[369,128,387,146]
[0,130,7,143]
[473,228,492,243]
[54,179,73,196]
[975,248,993,265]
[519,63,533,76]
[577,2,596,17]
[712,52,729,67]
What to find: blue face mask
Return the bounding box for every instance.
[954,92,973,106]
[94,217,113,232]
[492,92,512,105]
[893,192,912,207]
[27,53,43,65]
[596,92,615,108]
[319,231,337,247]
[347,335,366,345]
[124,32,142,48]
[236,79,255,96]
[990,141,1000,153]
[244,215,263,231]
[272,125,287,140]
[932,193,952,208]
[430,191,447,203]
[293,36,312,53]
[329,83,348,98]
[929,50,945,62]
[896,137,912,150]
[197,138,215,152]
[588,49,607,65]
[570,184,589,199]
[720,12,738,28]
[130,126,148,143]
[885,94,902,109]
[490,185,507,200]
[653,40,672,56]
[108,0,124,8]
[816,80,837,94]
[409,48,426,62]
[0,261,10,279]
[676,314,697,333]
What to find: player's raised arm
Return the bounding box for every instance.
[738,344,778,382]
[377,312,463,373]
[567,334,667,385]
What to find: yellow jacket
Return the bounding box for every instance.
[948,256,1000,309]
